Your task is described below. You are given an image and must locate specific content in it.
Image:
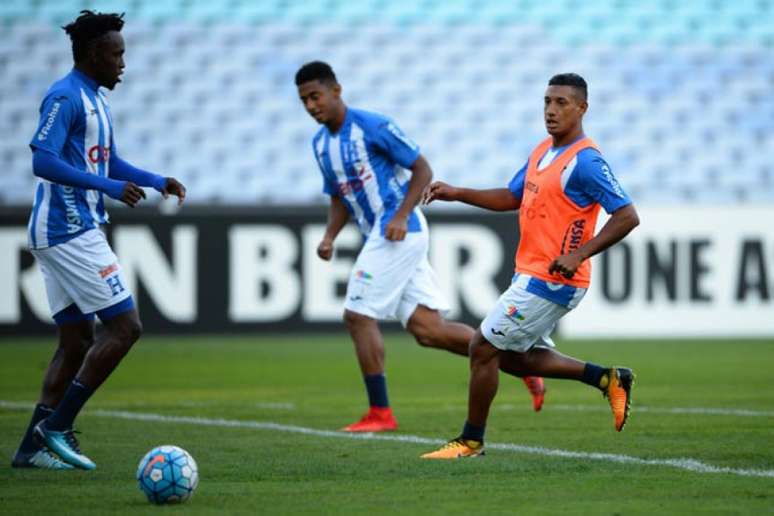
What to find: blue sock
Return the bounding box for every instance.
[44,379,95,431]
[461,421,486,442]
[363,374,389,408]
[582,362,608,389]
[17,404,54,454]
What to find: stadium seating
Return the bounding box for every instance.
[0,0,772,204]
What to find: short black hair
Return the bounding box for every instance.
[295,61,338,86]
[63,10,125,62]
[548,73,588,101]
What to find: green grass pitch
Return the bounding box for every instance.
[1,335,773,515]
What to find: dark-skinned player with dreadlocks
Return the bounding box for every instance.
[11,10,186,470]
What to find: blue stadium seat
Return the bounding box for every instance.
[0,0,772,204]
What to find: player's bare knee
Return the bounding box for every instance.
[407,307,445,348]
[469,344,487,365]
[469,333,497,367]
[127,317,143,343]
[111,317,143,347]
[343,310,370,331]
[58,323,94,360]
[467,338,477,357]
[65,335,94,362]
[79,330,96,355]
[408,321,440,348]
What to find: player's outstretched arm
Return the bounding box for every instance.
[548,203,640,279]
[318,195,349,261]
[110,154,186,205]
[422,181,521,211]
[32,149,146,207]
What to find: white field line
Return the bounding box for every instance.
[70,401,296,410]
[1,400,773,479]
[496,404,774,418]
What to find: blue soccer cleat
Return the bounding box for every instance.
[11,448,74,470]
[34,423,96,470]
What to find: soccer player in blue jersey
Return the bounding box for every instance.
[421,74,639,458]
[10,11,186,470]
[295,61,545,432]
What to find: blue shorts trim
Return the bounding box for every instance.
[96,296,135,323]
[53,304,95,325]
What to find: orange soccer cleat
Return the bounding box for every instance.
[420,438,485,459]
[522,376,546,412]
[340,407,398,432]
[603,367,634,431]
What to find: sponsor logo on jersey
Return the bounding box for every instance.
[560,219,586,255]
[385,122,418,151]
[600,163,625,198]
[37,101,61,141]
[88,145,111,164]
[337,162,372,196]
[61,186,83,232]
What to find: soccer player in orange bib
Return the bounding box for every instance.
[421,73,640,458]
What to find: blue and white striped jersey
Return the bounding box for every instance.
[27,69,114,249]
[312,108,423,238]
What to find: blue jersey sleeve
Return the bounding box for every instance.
[564,151,632,214]
[507,162,527,200]
[29,91,77,156]
[372,120,421,169]
[110,153,167,191]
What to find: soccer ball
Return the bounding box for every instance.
[136,445,199,504]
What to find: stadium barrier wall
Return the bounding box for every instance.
[1,206,772,338]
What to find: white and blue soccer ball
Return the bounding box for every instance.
[136,445,199,504]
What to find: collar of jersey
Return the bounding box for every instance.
[548,133,586,153]
[327,107,351,137]
[70,68,100,93]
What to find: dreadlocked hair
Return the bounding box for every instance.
[62,10,124,62]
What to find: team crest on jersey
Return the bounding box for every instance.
[505,304,525,321]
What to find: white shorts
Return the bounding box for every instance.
[344,221,449,327]
[480,274,584,352]
[31,229,132,317]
